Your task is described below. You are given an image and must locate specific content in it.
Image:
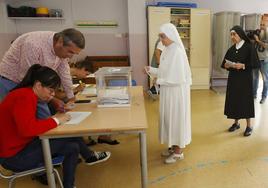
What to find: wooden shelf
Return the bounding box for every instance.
[8,17,65,20]
[76,25,117,28]
[177,27,190,29]
[171,14,190,16]
[75,21,118,28]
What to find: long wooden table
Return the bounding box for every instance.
[39,86,148,188]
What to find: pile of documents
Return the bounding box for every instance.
[98,87,130,106]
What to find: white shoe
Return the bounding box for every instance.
[161,148,174,157]
[164,153,184,164]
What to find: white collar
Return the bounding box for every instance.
[235,40,245,50]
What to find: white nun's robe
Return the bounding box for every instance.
[149,23,192,148]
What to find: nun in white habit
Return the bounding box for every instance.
[146,23,192,164]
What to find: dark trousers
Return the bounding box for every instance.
[2,137,92,188]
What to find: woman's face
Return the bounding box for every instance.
[230,31,241,44]
[159,33,173,46]
[33,81,55,102]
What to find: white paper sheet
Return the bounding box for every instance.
[86,74,95,78]
[81,87,97,95]
[65,112,91,125]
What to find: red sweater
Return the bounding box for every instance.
[0,88,57,157]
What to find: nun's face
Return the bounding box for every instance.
[159,33,173,46]
[230,31,241,44]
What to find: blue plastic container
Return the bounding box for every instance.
[156,2,197,8]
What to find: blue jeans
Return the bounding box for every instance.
[252,60,268,98]
[1,137,92,188]
[0,76,17,101]
[0,77,51,119]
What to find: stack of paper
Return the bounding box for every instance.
[98,87,130,106]
[81,87,97,95]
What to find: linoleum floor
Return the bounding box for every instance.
[1,89,268,188]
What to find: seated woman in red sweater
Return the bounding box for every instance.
[0,64,110,188]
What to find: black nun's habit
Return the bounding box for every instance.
[221,25,260,119]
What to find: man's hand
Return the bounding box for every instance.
[254,34,260,42]
[74,83,86,94]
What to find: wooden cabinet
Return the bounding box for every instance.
[190,8,211,89]
[147,6,211,89]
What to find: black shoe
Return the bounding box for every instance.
[244,126,253,137]
[98,138,120,145]
[149,86,157,94]
[260,97,266,104]
[32,172,48,185]
[77,158,82,164]
[228,123,240,132]
[147,90,157,100]
[86,139,97,146]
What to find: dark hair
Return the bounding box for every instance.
[13,64,61,90]
[54,28,85,49]
[71,59,93,73]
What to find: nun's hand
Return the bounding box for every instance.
[234,62,245,70]
[144,66,150,74]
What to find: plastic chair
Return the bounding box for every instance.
[0,156,64,188]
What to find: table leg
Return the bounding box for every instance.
[41,138,56,188]
[139,132,148,188]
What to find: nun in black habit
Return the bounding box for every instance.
[221,25,260,137]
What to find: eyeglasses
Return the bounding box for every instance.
[45,87,55,94]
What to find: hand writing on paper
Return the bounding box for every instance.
[53,113,71,125]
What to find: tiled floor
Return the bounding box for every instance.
[1,89,268,188]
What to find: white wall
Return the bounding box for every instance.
[5,0,128,33]
[1,0,147,86]
[5,0,268,87]
[186,0,268,13]
[148,0,268,14]
[127,0,147,87]
[3,0,129,56]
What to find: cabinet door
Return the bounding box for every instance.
[190,9,211,68]
[147,7,170,65]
